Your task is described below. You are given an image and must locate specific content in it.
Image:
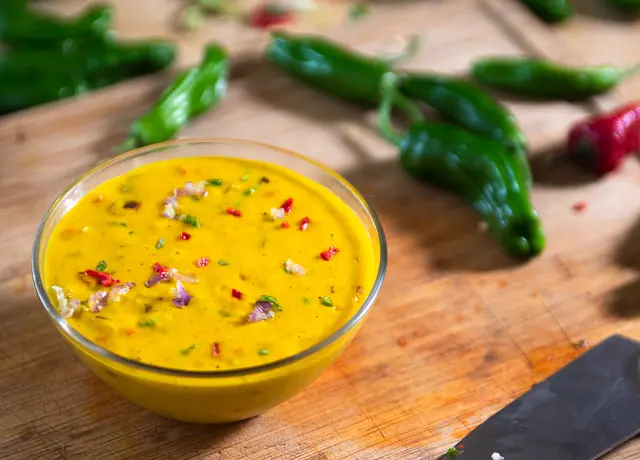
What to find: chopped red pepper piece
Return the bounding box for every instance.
[226,208,242,217]
[84,269,119,287]
[180,231,191,240]
[573,201,588,213]
[566,102,640,176]
[211,342,221,357]
[299,216,310,231]
[280,197,294,213]
[231,289,243,300]
[196,257,209,268]
[320,246,339,261]
[249,5,292,29]
[281,221,290,229]
[153,262,170,274]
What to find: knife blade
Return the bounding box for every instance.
[447,335,640,460]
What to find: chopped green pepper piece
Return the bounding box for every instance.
[217,260,230,266]
[96,260,107,272]
[181,344,196,355]
[320,296,333,307]
[446,447,462,457]
[257,348,269,356]
[138,318,157,328]
[349,3,370,20]
[179,4,204,31]
[198,0,224,14]
[183,214,200,228]
[207,178,223,186]
[218,310,231,318]
[156,237,165,249]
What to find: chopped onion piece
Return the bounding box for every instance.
[108,282,136,303]
[67,299,80,317]
[284,259,306,276]
[172,280,192,308]
[89,291,108,313]
[51,285,79,318]
[145,272,171,288]
[164,195,179,206]
[270,207,285,219]
[171,269,198,284]
[162,202,177,219]
[175,181,208,198]
[271,0,318,11]
[248,301,275,323]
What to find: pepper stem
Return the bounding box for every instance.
[379,35,422,67]
[622,61,640,79]
[114,138,137,154]
[378,72,422,146]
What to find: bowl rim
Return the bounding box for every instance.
[32,137,388,378]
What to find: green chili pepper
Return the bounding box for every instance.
[606,0,640,12]
[379,74,544,259]
[266,32,419,104]
[119,43,228,150]
[518,0,574,23]
[472,57,640,100]
[267,32,391,105]
[399,73,531,187]
[0,39,176,115]
[0,3,113,47]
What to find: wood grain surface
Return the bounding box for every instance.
[1,0,640,458]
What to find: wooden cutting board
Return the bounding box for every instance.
[2,0,640,458]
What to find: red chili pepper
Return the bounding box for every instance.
[280,197,293,213]
[281,221,290,229]
[320,246,339,261]
[84,269,119,287]
[196,257,209,268]
[299,216,310,231]
[566,102,640,176]
[180,231,191,240]
[231,289,243,300]
[211,342,221,357]
[226,208,242,217]
[249,4,292,29]
[153,262,170,274]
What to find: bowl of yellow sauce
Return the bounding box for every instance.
[32,139,386,423]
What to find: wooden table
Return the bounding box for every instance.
[2,1,640,458]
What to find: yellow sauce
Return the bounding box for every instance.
[45,157,375,372]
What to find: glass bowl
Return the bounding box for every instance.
[32,138,387,423]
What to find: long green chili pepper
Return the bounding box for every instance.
[472,57,640,100]
[266,32,420,106]
[0,39,176,115]
[518,0,574,23]
[399,73,531,187]
[0,3,113,46]
[77,39,177,87]
[119,43,229,151]
[379,73,544,259]
[605,0,640,13]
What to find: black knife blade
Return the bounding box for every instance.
[448,335,640,460]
